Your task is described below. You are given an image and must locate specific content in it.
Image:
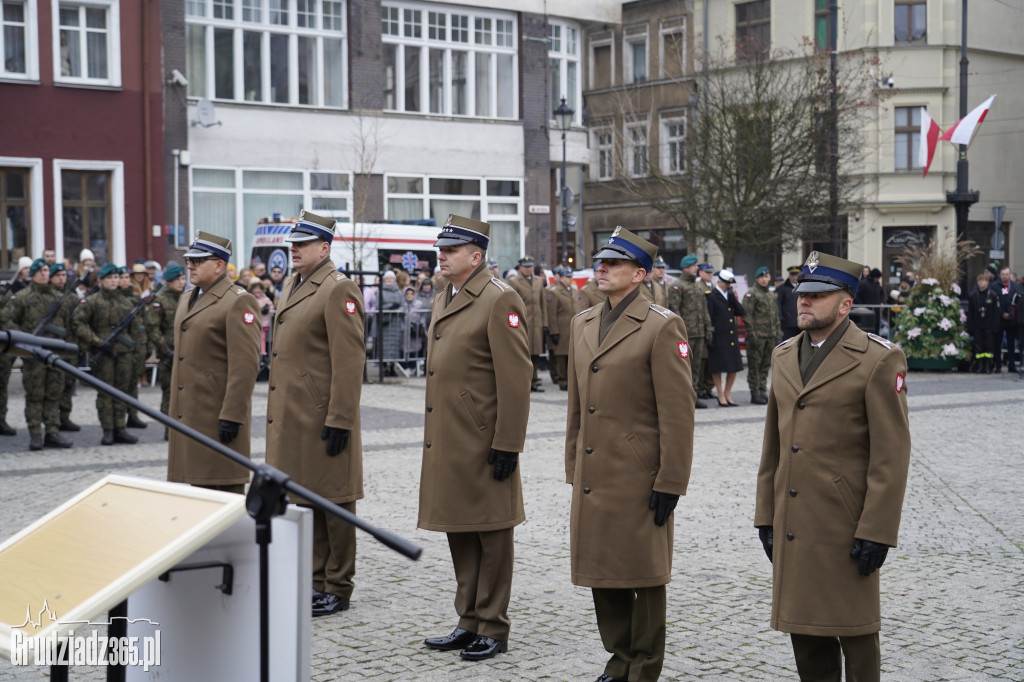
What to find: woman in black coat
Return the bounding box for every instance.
[706,269,746,406]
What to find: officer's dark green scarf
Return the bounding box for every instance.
[599,286,641,345]
[799,317,850,385]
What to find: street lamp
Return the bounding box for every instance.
[554,97,574,267]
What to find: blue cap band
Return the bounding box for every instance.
[604,235,653,272]
[188,237,231,261]
[293,219,335,243]
[801,264,860,295]
[437,224,489,250]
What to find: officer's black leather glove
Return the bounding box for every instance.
[649,491,680,526]
[488,448,519,481]
[549,333,560,346]
[218,419,241,444]
[757,526,774,563]
[161,349,175,370]
[850,539,889,576]
[321,426,350,457]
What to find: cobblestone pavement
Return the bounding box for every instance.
[1,368,1023,680]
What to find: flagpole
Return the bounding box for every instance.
[947,0,979,245]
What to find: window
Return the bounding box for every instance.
[735,0,770,62]
[53,0,120,86]
[0,168,31,268]
[381,2,517,119]
[623,24,647,84]
[60,169,111,265]
[894,106,921,171]
[191,167,353,263]
[2,0,38,80]
[659,15,685,79]
[186,0,347,108]
[814,0,831,50]
[593,126,614,181]
[661,116,686,174]
[625,121,649,177]
[589,30,613,89]
[548,19,580,125]
[895,1,926,44]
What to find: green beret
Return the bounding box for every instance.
[117,266,128,275]
[163,264,185,282]
[29,258,47,276]
[49,263,66,276]
[98,263,119,279]
[754,266,770,278]
[679,254,698,268]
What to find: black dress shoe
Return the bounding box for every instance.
[0,419,16,436]
[531,384,545,393]
[126,414,148,429]
[423,627,477,651]
[59,415,81,432]
[459,635,507,661]
[751,395,768,405]
[596,675,627,682]
[311,593,349,617]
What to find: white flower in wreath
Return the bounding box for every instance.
[960,309,967,324]
[938,317,953,331]
[922,278,939,286]
[951,282,961,295]
[914,307,927,316]
[941,343,959,357]
[938,294,952,307]
[907,327,922,339]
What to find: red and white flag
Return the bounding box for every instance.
[918,108,942,178]
[939,94,996,147]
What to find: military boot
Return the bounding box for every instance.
[59,415,81,432]
[0,419,16,436]
[126,414,148,429]
[29,433,44,451]
[101,430,115,446]
[45,432,73,448]
[113,427,138,444]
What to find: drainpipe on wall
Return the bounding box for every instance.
[142,0,153,261]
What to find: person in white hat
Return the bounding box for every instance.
[706,269,746,406]
[9,256,33,295]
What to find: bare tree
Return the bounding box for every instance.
[611,36,886,266]
[337,111,388,271]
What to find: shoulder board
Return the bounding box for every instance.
[573,306,595,319]
[334,272,345,281]
[775,336,796,349]
[702,288,710,294]
[649,304,671,319]
[235,286,246,295]
[868,333,893,349]
[489,277,513,292]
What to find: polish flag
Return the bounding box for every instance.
[939,94,997,147]
[918,108,942,178]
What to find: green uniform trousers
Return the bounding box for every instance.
[447,528,514,640]
[790,632,880,682]
[125,350,146,419]
[91,351,133,430]
[689,340,707,390]
[59,361,75,420]
[158,363,172,415]
[311,502,357,600]
[746,335,775,397]
[21,358,64,435]
[592,585,667,682]
[549,354,568,388]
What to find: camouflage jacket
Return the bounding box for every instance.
[120,288,150,348]
[5,283,64,338]
[147,287,182,357]
[667,273,712,341]
[742,284,782,340]
[72,288,134,352]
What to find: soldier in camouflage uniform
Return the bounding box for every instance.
[696,263,717,399]
[147,264,185,423]
[49,263,81,432]
[72,263,139,446]
[4,259,73,450]
[0,281,16,436]
[668,255,714,409]
[118,267,150,429]
[742,266,782,404]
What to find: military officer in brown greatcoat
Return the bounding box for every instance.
[755,251,911,681]
[265,210,365,618]
[165,231,258,491]
[545,267,574,390]
[576,275,605,312]
[566,227,696,682]
[419,215,532,662]
[508,255,548,391]
[167,233,260,495]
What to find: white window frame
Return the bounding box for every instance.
[1,0,39,81]
[52,159,125,265]
[588,30,614,89]
[548,19,581,125]
[660,114,686,175]
[383,172,523,222]
[658,15,686,79]
[0,156,45,258]
[623,23,648,85]
[52,0,121,87]
[381,0,518,120]
[591,126,614,181]
[185,0,349,109]
[624,119,649,178]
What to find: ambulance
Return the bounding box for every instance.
[249,215,440,275]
